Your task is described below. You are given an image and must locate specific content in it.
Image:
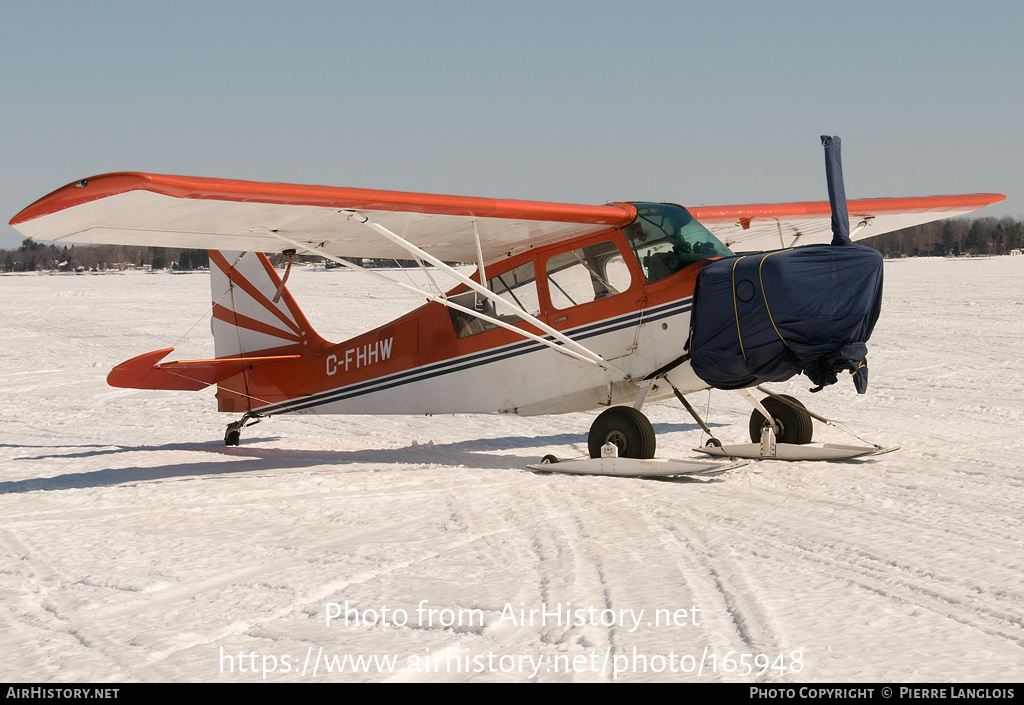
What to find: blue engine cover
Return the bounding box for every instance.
[689,244,883,393]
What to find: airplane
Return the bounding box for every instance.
[8,137,1005,468]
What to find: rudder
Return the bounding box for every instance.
[209,250,327,358]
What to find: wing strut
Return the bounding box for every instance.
[269,231,628,377]
[335,210,628,376]
[472,219,488,308]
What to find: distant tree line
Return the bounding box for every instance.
[860,217,1023,257]
[0,240,214,273]
[0,241,410,273]
[2,217,1022,273]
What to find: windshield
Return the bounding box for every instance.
[623,202,733,282]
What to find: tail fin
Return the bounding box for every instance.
[106,251,318,402]
[209,251,328,358]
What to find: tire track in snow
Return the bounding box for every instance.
[137,534,512,679]
[733,520,1024,648]
[512,480,617,681]
[685,480,1024,650]
[92,529,492,623]
[749,477,1021,592]
[636,492,790,666]
[0,527,134,681]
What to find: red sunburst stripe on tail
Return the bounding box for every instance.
[211,303,302,344]
[208,251,301,336]
[255,252,321,336]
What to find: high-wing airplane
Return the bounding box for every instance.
[9,138,1005,465]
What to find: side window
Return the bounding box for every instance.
[448,261,540,339]
[545,240,632,310]
[490,261,541,315]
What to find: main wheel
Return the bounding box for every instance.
[588,406,656,459]
[748,395,813,444]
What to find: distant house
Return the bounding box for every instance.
[1011,249,1022,256]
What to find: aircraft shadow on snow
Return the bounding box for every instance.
[1,422,710,494]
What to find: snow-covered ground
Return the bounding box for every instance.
[1,257,1022,683]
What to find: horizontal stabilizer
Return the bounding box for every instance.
[107,347,300,391]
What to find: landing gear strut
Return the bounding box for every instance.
[667,381,723,447]
[687,385,897,460]
[666,379,816,448]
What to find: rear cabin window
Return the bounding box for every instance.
[545,240,632,310]
[448,261,540,339]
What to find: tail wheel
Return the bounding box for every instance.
[588,406,656,459]
[748,395,813,444]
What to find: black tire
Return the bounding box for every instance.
[225,428,241,446]
[588,406,656,459]
[541,454,559,464]
[748,395,813,444]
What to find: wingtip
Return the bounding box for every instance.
[9,172,159,227]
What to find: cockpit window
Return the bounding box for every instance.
[623,203,733,282]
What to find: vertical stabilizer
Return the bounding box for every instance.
[209,251,326,359]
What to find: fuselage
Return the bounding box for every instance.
[215,203,727,417]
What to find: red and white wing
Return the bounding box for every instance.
[10,173,1005,257]
[9,173,636,263]
[690,194,1006,252]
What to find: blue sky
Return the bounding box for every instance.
[2,0,1020,249]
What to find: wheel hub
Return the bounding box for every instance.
[604,430,628,450]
